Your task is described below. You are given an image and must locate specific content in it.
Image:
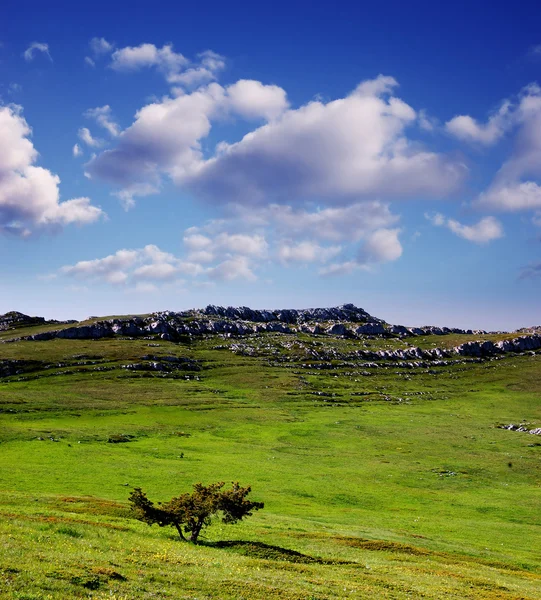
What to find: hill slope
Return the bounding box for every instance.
[0,305,540,599]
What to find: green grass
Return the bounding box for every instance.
[1,329,540,598]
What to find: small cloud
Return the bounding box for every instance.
[72,143,83,157]
[319,260,363,277]
[133,282,158,293]
[78,127,103,148]
[360,228,403,263]
[8,83,22,95]
[85,56,96,68]
[528,44,541,59]
[84,105,120,137]
[426,213,503,244]
[519,261,541,280]
[23,42,52,62]
[418,109,437,131]
[90,37,113,56]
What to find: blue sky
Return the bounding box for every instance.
[2,0,541,329]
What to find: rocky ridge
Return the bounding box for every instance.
[2,303,489,342]
[0,311,76,331]
[2,304,540,363]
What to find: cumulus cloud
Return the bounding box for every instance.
[85,83,225,201]
[61,244,208,287]
[361,228,403,263]
[445,101,512,145]
[168,51,225,87]
[183,231,268,267]
[471,84,541,213]
[84,105,120,137]
[23,42,52,62]
[72,143,82,157]
[232,201,399,243]
[319,228,403,276]
[185,75,464,204]
[226,79,289,120]
[87,75,465,207]
[0,104,103,236]
[426,213,503,244]
[110,43,187,73]
[477,182,541,211]
[207,255,257,281]
[109,43,224,88]
[60,242,259,286]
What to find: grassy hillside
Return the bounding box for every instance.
[0,324,540,599]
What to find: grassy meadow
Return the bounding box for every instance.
[0,326,540,599]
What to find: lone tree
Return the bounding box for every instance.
[128,482,264,544]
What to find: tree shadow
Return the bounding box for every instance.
[202,540,354,565]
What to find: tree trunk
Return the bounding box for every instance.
[190,518,205,544]
[173,522,187,542]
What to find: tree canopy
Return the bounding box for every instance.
[128,481,264,544]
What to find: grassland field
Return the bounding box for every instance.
[0,323,540,599]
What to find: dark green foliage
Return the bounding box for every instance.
[128,482,264,543]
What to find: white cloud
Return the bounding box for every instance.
[0,105,103,236]
[214,232,268,257]
[133,262,180,280]
[87,75,465,208]
[235,202,399,243]
[426,213,503,244]
[61,244,204,286]
[62,248,139,278]
[182,231,268,265]
[361,228,403,263]
[23,42,52,62]
[446,216,503,243]
[319,260,361,277]
[207,255,256,281]
[445,101,512,145]
[109,43,192,83]
[425,212,445,226]
[85,57,96,68]
[471,84,541,212]
[418,109,437,131]
[226,79,289,120]
[78,127,103,148]
[183,232,212,251]
[90,37,113,56]
[477,182,541,211]
[85,82,225,196]
[164,50,225,87]
[320,227,402,276]
[278,241,341,264]
[185,75,465,205]
[108,45,225,88]
[72,143,82,157]
[84,105,120,137]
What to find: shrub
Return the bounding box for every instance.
[128,481,264,544]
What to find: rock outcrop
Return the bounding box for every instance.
[4,304,541,365]
[0,311,76,331]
